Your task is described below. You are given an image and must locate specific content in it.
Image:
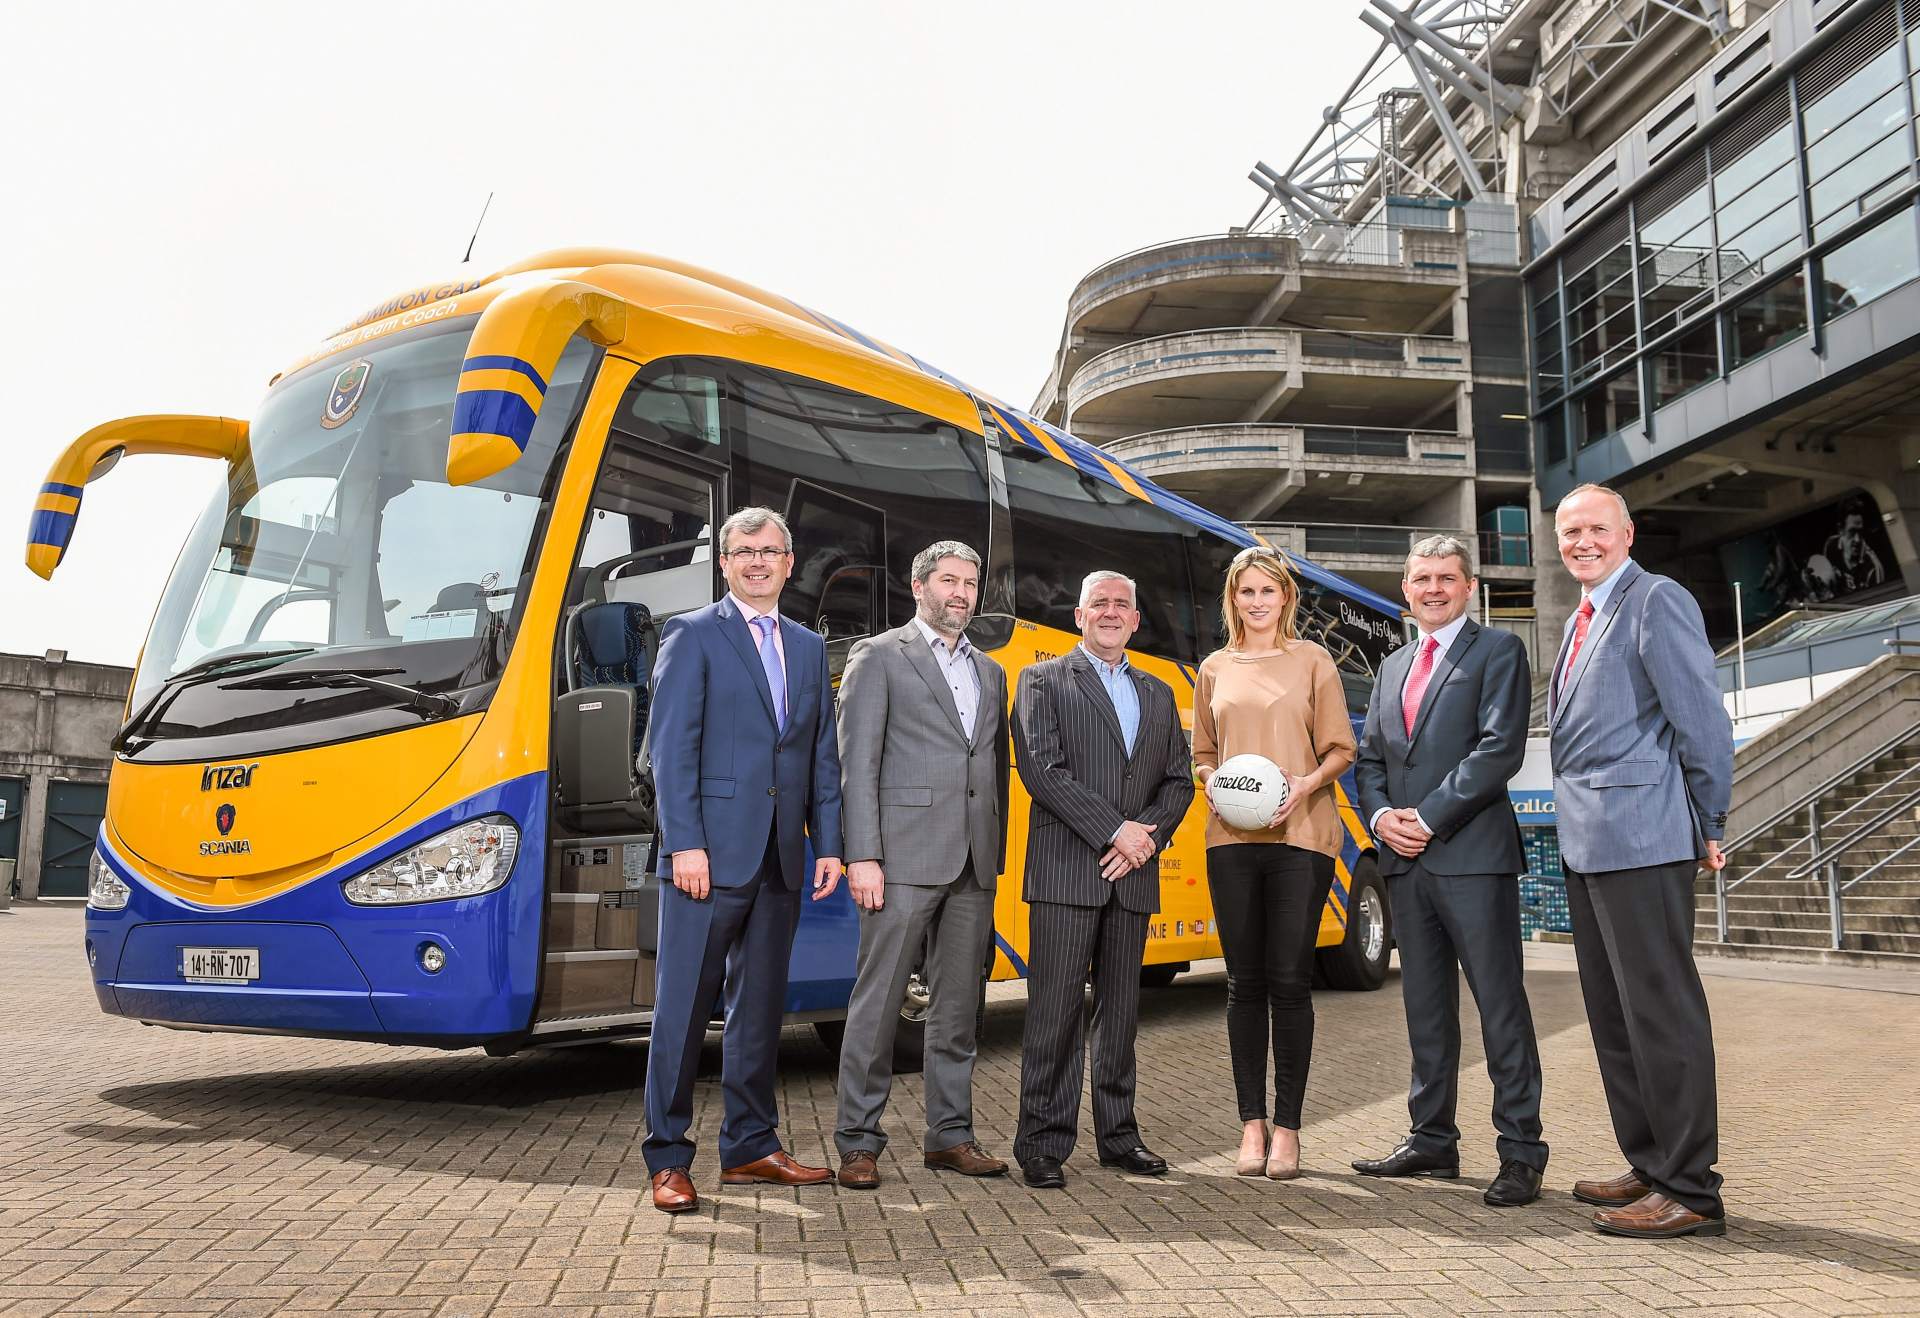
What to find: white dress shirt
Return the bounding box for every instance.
[913,615,979,739]
[1370,611,1470,839]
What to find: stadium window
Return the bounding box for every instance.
[1820,208,1920,319]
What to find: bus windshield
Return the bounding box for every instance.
[126,318,594,755]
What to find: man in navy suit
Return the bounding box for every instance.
[642,507,844,1214]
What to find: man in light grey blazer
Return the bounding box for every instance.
[1352,534,1544,1208]
[1010,571,1194,1189]
[1550,483,1733,1240]
[833,541,1010,1189]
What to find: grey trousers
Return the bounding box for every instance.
[834,867,995,1157]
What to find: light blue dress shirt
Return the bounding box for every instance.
[1080,644,1139,756]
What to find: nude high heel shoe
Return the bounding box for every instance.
[1265,1128,1301,1180]
[1235,1124,1269,1177]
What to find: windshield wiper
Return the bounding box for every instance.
[113,646,320,753]
[222,666,461,718]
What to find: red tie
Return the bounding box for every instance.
[1561,597,1596,693]
[1403,637,1439,736]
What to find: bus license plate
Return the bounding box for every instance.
[180,947,260,984]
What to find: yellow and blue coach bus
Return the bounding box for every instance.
[26,249,1403,1059]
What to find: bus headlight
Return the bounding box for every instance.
[88,850,131,911]
[341,816,519,906]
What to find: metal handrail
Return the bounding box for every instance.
[1722,719,1920,855]
[1784,779,1920,881]
[1715,716,1920,948]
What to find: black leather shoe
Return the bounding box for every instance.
[1482,1159,1544,1207]
[1351,1141,1460,1179]
[1021,1155,1067,1189]
[1098,1145,1168,1176]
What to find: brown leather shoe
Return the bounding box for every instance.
[924,1140,1008,1177]
[650,1167,697,1214]
[839,1150,880,1190]
[719,1149,835,1186]
[1593,1192,1726,1239]
[1572,1169,1653,1208]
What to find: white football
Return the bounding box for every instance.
[1208,754,1290,831]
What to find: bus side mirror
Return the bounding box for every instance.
[966,612,1016,651]
[26,415,248,579]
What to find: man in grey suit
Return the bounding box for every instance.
[833,541,1010,1189]
[1010,571,1194,1189]
[1352,534,1545,1208]
[1550,483,1733,1240]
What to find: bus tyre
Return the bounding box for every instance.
[1139,961,1188,989]
[1316,858,1391,991]
[888,969,989,1074]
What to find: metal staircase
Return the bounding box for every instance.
[1702,656,1920,966]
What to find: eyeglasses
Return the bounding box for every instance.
[722,547,792,563]
[1231,545,1286,564]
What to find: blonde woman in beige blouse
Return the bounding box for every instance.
[1193,545,1357,1179]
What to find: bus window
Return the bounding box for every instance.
[1003,448,1199,662]
[571,440,717,625]
[728,362,989,630]
[1186,532,1397,712]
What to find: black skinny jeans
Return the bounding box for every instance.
[1206,842,1336,1127]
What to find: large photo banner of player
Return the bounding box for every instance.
[1718,488,1898,626]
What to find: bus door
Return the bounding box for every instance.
[540,426,726,1030]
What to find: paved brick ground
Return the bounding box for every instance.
[2,904,1917,1316]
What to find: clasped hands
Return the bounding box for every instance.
[1101,819,1157,881]
[1374,807,1430,859]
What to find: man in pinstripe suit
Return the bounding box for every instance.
[1010,571,1195,1188]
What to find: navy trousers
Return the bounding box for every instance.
[642,834,801,1173]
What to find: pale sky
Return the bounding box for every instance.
[2,2,1374,667]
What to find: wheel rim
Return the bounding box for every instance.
[901,973,932,1024]
[1359,888,1387,964]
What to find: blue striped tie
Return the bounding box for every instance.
[753,615,787,732]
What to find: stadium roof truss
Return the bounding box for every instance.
[1247,0,1734,232]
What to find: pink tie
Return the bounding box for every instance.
[1403,637,1439,736]
[1561,597,1596,693]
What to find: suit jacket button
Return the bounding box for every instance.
[968,789,976,797]
[768,787,778,796]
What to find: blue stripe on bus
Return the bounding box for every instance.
[28,508,76,548]
[41,481,85,499]
[451,389,539,451]
[460,354,548,394]
[994,932,1029,978]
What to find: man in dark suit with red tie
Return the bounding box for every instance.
[1352,534,1544,1208]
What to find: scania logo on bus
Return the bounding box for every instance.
[200,803,251,857]
[200,763,258,792]
[321,359,372,429]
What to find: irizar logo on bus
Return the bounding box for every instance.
[200,763,258,792]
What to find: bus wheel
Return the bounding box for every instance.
[1317,858,1391,991]
[1139,961,1188,989]
[890,973,933,1074]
